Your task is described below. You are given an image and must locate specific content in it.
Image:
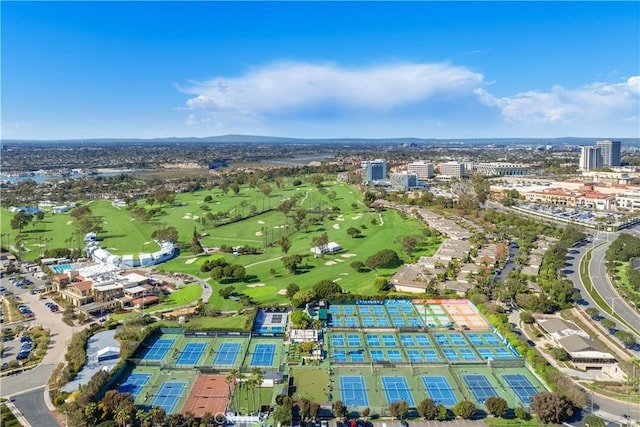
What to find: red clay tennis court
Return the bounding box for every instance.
[182,374,232,418]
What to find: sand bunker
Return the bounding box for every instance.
[352,215,362,220]
[340,253,357,258]
[255,231,263,236]
[332,224,340,229]
[273,225,287,229]
[339,272,349,276]
[185,258,197,264]
[277,289,288,295]
[325,261,337,266]
[258,220,266,224]
[66,221,73,225]
[143,241,151,245]
[246,283,266,288]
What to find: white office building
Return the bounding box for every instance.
[407,161,434,179]
[389,172,419,190]
[439,161,465,178]
[579,146,603,171]
[361,159,387,182]
[474,162,529,176]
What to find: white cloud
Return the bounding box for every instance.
[476,76,640,126]
[179,61,639,137]
[180,61,484,122]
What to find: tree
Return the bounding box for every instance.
[601,318,616,330]
[309,174,324,189]
[290,310,312,328]
[286,283,300,299]
[298,397,311,421]
[312,232,329,255]
[350,261,365,272]
[333,400,347,420]
[309,401,320,422]
[291,289,316,308]
[152,225,179,242]
[374,277,388,291]
[219,286,235,299]
[346,227,362,238]
[435,404,449,421]
[279,235,292,255]
[150,406,167,426]
[519,311,534,324]
[453,400,476,419]
[530,392,573,424]
[312,279,342,300]
[417,398,437,420]
[282,254,303,274]
[585,307,600,319]
[485,397,508,417]
[550,347,569,361]
[582,414,606,427]
[389,400,409,420]
[365,249,403,270]
[401,235,418,257]
[35,210,45,221]
[514,406,530,420]
[361,407,370,420]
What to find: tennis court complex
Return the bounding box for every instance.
[421,376,457,406]
[176,342,206,366]
[151,381,187,414]
[142,338,175,361]
[339,376,369,407]
[381,376,415,406]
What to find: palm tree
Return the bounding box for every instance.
[136,409,151,427]
[150,406,166,427]
[114,404,131,427]
[237,373,247,412]
[227,368,239,410]
[252,367,264,412]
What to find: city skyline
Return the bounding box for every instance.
[1,1,639,140]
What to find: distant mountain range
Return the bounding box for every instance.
[2,134,639,146]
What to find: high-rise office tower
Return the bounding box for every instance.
[361,159,387,181]
[580,146,603,171]
[596,140,621,166]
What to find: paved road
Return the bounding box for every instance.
[588,234,640,334]
[10,387,60,427]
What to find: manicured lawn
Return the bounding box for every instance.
[145,283,202,312]
[162,313,250,330]
[614,261,640,308]
[290,367,330,403]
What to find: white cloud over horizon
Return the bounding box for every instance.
[179,61,640,138]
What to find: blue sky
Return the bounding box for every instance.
[2,1,639,140]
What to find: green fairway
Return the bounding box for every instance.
[2,178,439,305]
[145,283,203,312]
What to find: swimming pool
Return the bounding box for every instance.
[52,264,73,274]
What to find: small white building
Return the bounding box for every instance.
[311,241,342,255]
[289,329,319,343]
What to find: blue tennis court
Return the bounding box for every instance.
[372,306,385,315]
[151,381,186,414]
[214,342,241,365]
[331,318,343,327]
[459,348,478,361]
[477,348,494,359]
[463,374,499,404]
[400,334,416,346]
[494,348,512,358]
[449,333,466,346]
[347,334,362,347]
[382,376,415,406]
[442,349,459,361]
[466,333,484,346]
[345,317,359,327]
[391,317,405,327]
[366,334,381,347]
[407,316,423,327]
[503,374,539,404]
[333,350,347,363]
[370,349,385,362]
[350,350,365,363]
[416,334,431,346]
[250,343,276,366]
[406,349,422,363]
[423,350,440,363]
[376,318,390,327]
[421,376,457,406]
[332,334,346,347]
[118,373,151,397]
[434,334,449,345]
[340,376,369,407]
[177,342,206,365]
[482,333,500,345]
[382,334,396,347]
[143,338,174,361]
[361,317,375,328]
[388,350,403,363]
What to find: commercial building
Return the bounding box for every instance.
[389,171,419,190]
[439,161,465,178]
[361,159,387,182]
[579,146,603,171]
[596,140,622,167]
[473,162,529,176]
[407,161,434,179]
